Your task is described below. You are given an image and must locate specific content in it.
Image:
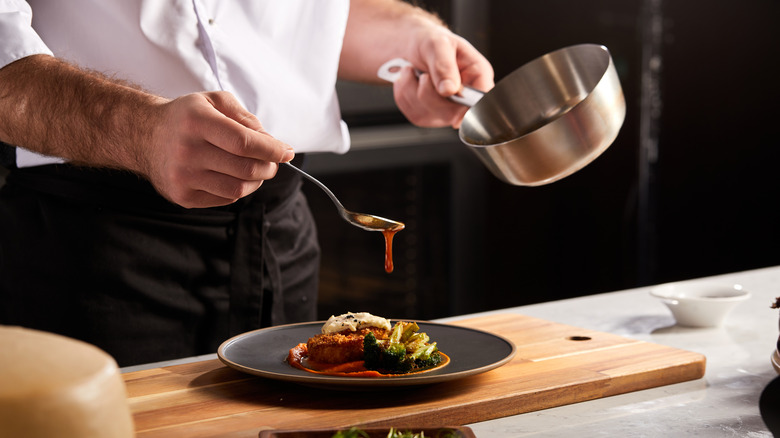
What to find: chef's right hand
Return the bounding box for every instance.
[146,91,295,208]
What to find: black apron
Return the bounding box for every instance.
[0,157,319,367]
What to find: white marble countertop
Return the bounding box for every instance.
[122,266,780,436]
[435,266,780,437]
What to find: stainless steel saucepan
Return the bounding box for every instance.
[378,44,626,186]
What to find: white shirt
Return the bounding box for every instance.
[0,0,351,168]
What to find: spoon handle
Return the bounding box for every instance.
[283,162,346,212]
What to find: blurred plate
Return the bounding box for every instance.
[218,320,515,390]
[258,426,475,438]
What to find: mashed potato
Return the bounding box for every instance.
[321,312,391,334]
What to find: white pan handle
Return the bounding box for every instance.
[377,58,414,83]
[377,58,483,107]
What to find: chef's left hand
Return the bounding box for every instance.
[392,27,494,129]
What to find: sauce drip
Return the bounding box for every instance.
[383,228,401,273]
[352,215,404,273]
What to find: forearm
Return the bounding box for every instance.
[0,54,165,173]
[338,0,448,83]
[0,54,295,208]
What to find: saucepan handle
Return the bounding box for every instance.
[377,58,484,107]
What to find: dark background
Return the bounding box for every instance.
[4,1,773,321]
[307,0,780,320]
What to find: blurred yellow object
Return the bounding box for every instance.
[0,326,134,438]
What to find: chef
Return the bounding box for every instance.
[0,0,494,366]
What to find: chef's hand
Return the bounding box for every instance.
[391,28,494,129]
[338,0,493,130]
[0,56,293,210]
[147,91,295,208]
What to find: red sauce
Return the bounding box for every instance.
[382,228,401,273]
[287,343,383,377]
[286,343,449,377]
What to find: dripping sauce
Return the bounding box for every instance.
[382,228,402,273]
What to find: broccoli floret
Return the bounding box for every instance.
[363,323,443,374]
[363,331,409,373]
[412,348,443,370]
[363,332,383,369]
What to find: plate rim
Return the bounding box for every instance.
[217,319,516,388]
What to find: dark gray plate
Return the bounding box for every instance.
[217,320,516,389]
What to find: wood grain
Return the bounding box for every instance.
[123,313,706,437]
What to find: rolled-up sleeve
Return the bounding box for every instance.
[0,0,52,69]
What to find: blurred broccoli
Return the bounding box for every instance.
[331,427,369,438]
[332,427,460,438]
[363,321,443,374]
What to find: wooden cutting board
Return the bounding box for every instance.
[123,313,706,438]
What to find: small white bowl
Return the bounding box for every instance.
[649,282,751,327]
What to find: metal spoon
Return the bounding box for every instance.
[283,162,405,233]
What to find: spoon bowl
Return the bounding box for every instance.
[283,162,405,233]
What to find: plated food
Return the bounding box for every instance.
[217,317,515,389]
[332,427,468,438]
[286,312,449,377]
